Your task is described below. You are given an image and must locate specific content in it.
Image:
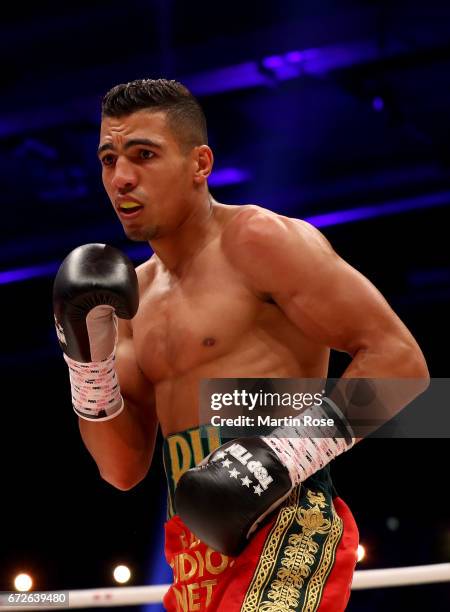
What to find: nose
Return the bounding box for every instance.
[111,156,138,192]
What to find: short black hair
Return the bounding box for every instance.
[101,78,208,151]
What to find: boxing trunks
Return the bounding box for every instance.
[163,425,359,611]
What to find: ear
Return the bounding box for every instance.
[193,145,214,184]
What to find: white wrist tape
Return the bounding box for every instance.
[64,351,124,422]
[262,399,355,486]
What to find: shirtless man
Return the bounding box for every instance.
[53,79,429,611]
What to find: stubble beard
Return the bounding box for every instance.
[124,224,161,242]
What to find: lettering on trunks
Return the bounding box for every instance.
[170,536,231,611]
[212,443,274,492]
[166,427,221,488]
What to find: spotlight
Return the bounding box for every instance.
[14,574,33,592]
[357,544,366,562]
[113,565,131,584]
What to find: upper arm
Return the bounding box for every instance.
[116,318,158,443]
[225,209,422,359]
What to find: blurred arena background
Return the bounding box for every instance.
[0,1,449,610]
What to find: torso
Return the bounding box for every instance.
[130,205,329,436]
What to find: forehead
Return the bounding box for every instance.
[99,109,177,147]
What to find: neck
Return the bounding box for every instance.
[149,193,219,274]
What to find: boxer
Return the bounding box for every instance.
[54,79,429,611]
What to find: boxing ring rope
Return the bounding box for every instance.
[0,563,448,609]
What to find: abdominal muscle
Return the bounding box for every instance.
[154,330,330,437]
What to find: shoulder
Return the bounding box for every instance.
[223,204,285,240]
[222,204,333,268]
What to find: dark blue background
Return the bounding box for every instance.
[0,1,449,610]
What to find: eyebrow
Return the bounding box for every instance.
[97,138,163,157]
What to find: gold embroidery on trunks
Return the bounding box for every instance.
[302,500,343,611]
[305,491,327,509]
[241,488,300,611]
[242,489,341,612]
[258,490,331,611]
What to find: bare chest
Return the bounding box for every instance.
[131,264,260,381]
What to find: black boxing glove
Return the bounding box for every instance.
[53,243,138,421]
[174,437,292,556]
[175,400,355,556]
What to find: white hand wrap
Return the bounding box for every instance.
[262,398,355,486]
[64,351,124,422]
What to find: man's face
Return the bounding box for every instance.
[98,110,195,241]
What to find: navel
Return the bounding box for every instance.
[202,337,216,347]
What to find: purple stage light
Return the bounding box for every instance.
[3,41,387,136]
[0,262,59,284]
[262,55,284,70]
[306,190,450,228]
[285,51,303,63]
[1,191,448,285]
[3,43,383,137]
[209,168,251,187]
[185,62,269,96]
[372,96,384,112]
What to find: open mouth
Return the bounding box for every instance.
[118,202,144,215]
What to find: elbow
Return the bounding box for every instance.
[410,347,430,383]
[416,360,430,390]
[98,452,152,491]
[402,343,430,395]
[100,469,147,491]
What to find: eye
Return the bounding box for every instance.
[139,149,154,160]
[101,154,115,167]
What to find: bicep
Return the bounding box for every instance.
[275,252,405,355]
[228,212,413,356]
[116,321,158,438]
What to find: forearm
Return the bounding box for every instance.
[331,338,430,441]
[342,333,429,378]
[79,400,154,490]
